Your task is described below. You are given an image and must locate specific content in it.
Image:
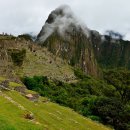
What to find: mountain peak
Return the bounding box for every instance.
[46,5,74,24]
[36,6,98,77]
[37,5,89,42]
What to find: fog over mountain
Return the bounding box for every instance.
[0,0,130,40]
[37,5,90,42]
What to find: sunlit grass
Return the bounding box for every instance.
[0,90,112,130]
[0,77,6,83]
[9,82,22,88]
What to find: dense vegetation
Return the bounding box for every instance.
[23,69,130,130]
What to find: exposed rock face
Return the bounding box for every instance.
[37,5,99,77]
[90,31,130,69]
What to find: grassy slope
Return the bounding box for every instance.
[0,90,112,130]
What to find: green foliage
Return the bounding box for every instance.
[10,49,26,66]
[91,97,130,130]
[104,69,130,102]
[88,115,101,122]
[74,68,89,79]
[0,91,111,130]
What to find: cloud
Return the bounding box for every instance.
[0,0,130,40]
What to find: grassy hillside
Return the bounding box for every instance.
[0,91,112,130]
[0,78,112,130]
[0,37,75,82]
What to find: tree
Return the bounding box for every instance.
[104,69,130,103]
[92,97,130,130]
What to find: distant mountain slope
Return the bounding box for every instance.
[90,31,130,69]
[0,77,112,130]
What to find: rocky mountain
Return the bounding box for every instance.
[37,5,99,77]
[37,5,130,75]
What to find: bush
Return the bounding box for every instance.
[88,115,101,122]
[74,68,89,79]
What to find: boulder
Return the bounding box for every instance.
[25,93,39,102]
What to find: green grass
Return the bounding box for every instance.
[0,77,6,83]
[26,89,38,94]
[0,90,112,130]
[9,82,22,88]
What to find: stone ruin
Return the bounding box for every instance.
[0,41,14,75]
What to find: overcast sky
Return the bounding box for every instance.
[0,0,130,40]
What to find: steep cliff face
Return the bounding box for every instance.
[37,5,99,77]
[90,31,130,69]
